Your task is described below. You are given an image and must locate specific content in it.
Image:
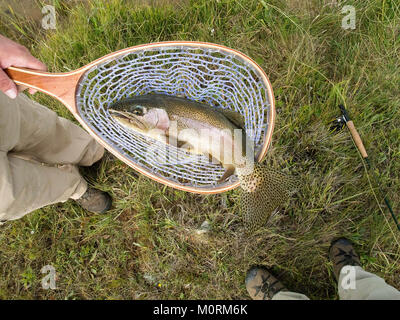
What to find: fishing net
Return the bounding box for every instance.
[76,43,273,192]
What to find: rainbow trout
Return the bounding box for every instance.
[109,94,297,232]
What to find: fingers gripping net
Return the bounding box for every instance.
[76,44,273,192]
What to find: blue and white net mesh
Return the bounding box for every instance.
[76,44,272,191]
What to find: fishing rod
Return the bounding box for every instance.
[335,104,400,231]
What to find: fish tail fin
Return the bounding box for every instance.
[238,163,299,234]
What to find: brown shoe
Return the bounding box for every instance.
[75,188,112,214]
[245,267,287,300]
[329,238,361,281]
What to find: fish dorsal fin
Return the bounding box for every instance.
[217,165,236,183]
[217,108,246,129]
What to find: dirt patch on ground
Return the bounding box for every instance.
[0,0,187,26]
[0,0,94,25]
[1,0,43,23]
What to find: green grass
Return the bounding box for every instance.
[1,0,400,299]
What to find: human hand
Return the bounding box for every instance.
[0,34,47,99]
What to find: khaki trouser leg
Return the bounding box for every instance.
[272,291,310,300]
[0,92,104,221]
[338,266,400,300]
[0,153,88,221]
[271,266,400,300]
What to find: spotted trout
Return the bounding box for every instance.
[109,94,297,232]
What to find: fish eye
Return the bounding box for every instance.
[131,105,146,116]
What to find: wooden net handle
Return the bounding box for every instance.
[5,67,83,113]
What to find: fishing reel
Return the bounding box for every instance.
[329,105,350,133]
[330,116,346,132]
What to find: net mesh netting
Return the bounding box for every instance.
[76,44,273,191]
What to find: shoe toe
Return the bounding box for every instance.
[245,267,259,285]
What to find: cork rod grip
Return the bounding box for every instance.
[346,120,368,158]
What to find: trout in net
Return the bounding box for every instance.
[109,94,298,233]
